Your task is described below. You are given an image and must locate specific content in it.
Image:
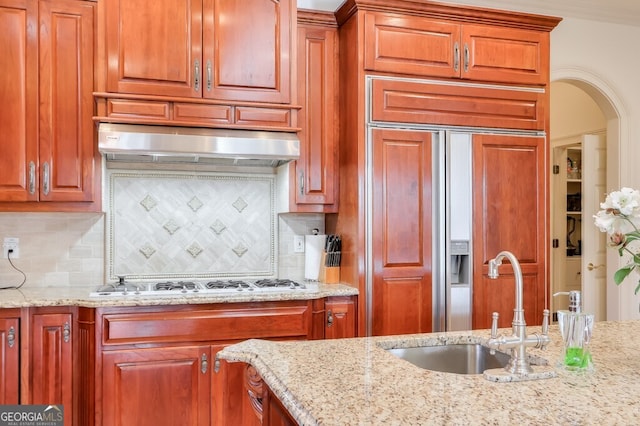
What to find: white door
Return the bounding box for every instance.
[581,134,607,320]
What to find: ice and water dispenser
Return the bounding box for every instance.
[449,239,471,331]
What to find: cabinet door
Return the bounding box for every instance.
[0,316,19,404]
[461,24,549,85]
[325,296,356,339]
[30,311,73,425]
[371,129,433,335]
[39,0,96,202]
[292,21,338,210]
[472,134,546,329]
[102,346,211,426]
[0,0,38,202]
[364,11,461,78]
[202,0,292,103]
[105,0,203,97]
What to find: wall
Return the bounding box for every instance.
[550,81,606,140]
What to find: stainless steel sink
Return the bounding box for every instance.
[386,344,510,374]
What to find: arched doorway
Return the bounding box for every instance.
[551,69,626,320]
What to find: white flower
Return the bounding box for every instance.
[594,209,619,234]
[600,187,640,216]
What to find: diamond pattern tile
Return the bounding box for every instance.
[105,170,276,280]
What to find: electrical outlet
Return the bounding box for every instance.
[294,235,305,253]
[3,237,19,259]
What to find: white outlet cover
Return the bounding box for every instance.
[294,235,305,253]
[2,237,19,259]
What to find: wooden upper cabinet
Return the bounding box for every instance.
[39,0,96,203]
[0,0,99,210]
[105,0,202,98]
[0,0,38,202]
[203,0,292,103]
[288,12,339,212]
[105,0,293,104]
[364,11,549,86]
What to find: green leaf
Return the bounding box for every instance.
[614,266,634,285]
[635,279,640,295]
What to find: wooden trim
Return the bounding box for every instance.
[336,0,562,31]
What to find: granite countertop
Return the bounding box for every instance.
[0,283,358,308]
[218,320,640,425]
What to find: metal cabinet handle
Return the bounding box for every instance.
[463,43,469,73]
[587,263,604,271]
[7,326,15,348]
[327,310,334,327]
[63,322,70,343]
[201,353,208,374]
[28,161,36,194]
[206,60,212,92]
[42,162,50,196]
[194,59,201,92]
[299,171,304,196]
[453,42,459,72]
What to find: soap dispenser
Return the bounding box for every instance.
[553,291,594,371]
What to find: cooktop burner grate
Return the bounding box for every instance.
[254,279,300,288]
[154,281,197,291]
[205,280,251,290]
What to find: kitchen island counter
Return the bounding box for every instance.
[0,283,358,308]
[218,320,640,425]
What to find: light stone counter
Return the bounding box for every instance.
[0,283,358,308]
[218,321,640,425]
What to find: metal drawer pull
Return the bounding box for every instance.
[63,322,70,343]
[7,326,15,348]
[42,162,50,195]
[463,44,469,72]
[194,59,200,92]
[28,161,36,194]
[201,353,208,374]
[299,171,304,196]
[453,42,459,72]
[206,60,212,92]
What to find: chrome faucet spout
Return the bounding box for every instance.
[488,250,525,327]
[486,250,549,376]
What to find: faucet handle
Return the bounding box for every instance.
[541,309,549,335]
[490,312,499,339]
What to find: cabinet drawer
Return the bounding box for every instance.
[100,302,312,346]
[235,106,292,128]
[107,99,171,121]
[370,78,545,131]
[174,103,232,124]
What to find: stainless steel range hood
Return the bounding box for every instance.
[98,123,300,168]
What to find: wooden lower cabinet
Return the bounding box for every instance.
[97,297,357,425]
[262,385,297,426]
[0,310,20,404]
[102,346,211,425]
[325,296,357,339]
[27,307,75,426]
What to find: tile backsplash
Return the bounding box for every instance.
[0,171,323,288]
[0,212,104,287]
[105,169,278,281]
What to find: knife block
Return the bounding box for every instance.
[318,252,340,284]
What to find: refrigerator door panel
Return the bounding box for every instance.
[446,132,473,331]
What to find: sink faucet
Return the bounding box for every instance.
[486,250,550,375]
